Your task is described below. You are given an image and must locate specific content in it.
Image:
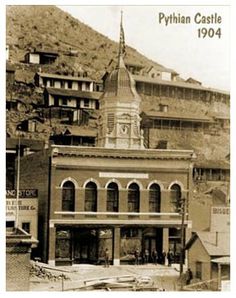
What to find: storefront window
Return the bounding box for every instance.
[85,182,97,212]
[149,184,161,212]
[128,183,140,212]
[55,229,72,260]
[107,182,119,212]
[62,181,75,211]
[120,228,141,261]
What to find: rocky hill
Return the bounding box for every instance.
[6,5,167,82]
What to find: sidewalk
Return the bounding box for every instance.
[30,262,182,291]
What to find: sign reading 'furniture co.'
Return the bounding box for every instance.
[6,189,38,198]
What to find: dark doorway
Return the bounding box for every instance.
[142,228,163,263]
[73,228,98,264]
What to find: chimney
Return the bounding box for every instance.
[215,231,218,246]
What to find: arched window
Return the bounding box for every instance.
[128,183,140,212]
[170,184,181,212]
[85,182,97,212]
[149,184,161,212]
[62,181,75,211]
[107,182,119,212]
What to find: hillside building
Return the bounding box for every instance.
[50,126,96,147]
[43,88,101,125]
[35,72,94,91]
[24,49,59,64]
[6,62,15,86]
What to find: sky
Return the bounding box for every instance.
[58,5,230,91]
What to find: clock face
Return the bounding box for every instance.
[120,124,129,135]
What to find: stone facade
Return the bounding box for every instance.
[6,228,37,291]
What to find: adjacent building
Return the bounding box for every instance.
[6,227,38,291]
[186,206,230,285]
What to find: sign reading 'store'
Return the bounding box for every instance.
[6,189,38,198]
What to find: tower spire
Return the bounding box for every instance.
[118,10,126,67]
[98,12,144,149]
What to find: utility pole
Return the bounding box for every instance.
[179,197,186,276]
[15,133,21,228]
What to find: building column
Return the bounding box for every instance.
[98,188,106,212]
[76,188,85,213]
[119,189,128,218]
[140,189,149,219]
[163,228,169,255]
[97,188,106,219]
[161,190,171,213]
[113,227,120,266]
[48,225,56,266]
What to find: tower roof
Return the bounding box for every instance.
[102,57,140,100]
[101,12,140,102]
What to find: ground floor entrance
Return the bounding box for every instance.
[52,225,184,266]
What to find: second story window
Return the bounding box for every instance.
[107,182,119,212]
[84,99,90,108]
[170,184,181,212]
[61,81,65,88]
[49,79,54,87]
[128,183,140,213]
[62,181,75,211]
[68,81,72,89]
[149,184,161,212]
[85,182,97,212]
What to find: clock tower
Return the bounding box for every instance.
[97,14,144,149]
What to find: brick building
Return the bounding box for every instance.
[18,18,195,266]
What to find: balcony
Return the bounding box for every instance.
[52,211,190,228]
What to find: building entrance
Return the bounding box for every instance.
[143,228,163,263]
[73,229,98,264]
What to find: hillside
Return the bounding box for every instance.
[6,5,167,82]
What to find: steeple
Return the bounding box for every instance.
[97,13,144,149]
[118,10,126,68]
[101,12,139,102]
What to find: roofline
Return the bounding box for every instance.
[142,112,213,122]
[187,232,230,257]
[185,233,211,257]
[50,144,195,160]
[36,72,93,82]
[26,50,59,56]
[133,75,230,95]
[45,87,102,99]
